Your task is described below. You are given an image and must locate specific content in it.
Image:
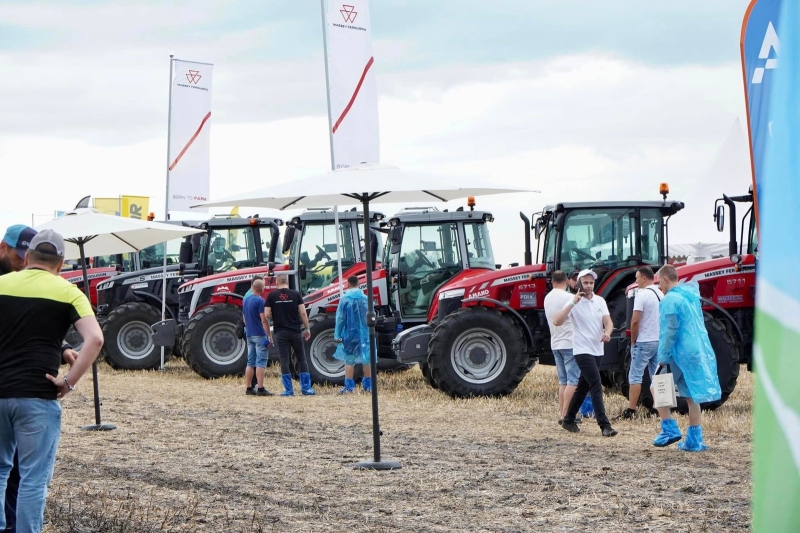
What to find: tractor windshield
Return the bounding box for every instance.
[203,226,259,272]
[464,222,496,270]
[139,238,184,269]
[293,222,358,295]
[748,214,759,256]
[559,208,662,272]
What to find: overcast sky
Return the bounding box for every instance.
[0,0,754,265]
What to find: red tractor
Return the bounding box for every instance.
[60,253,137,307]
[175,208,385,379]
[393,195,695,398]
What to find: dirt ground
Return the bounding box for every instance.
[41,360,752,532]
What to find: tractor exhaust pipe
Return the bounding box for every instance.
[519,212,532,266]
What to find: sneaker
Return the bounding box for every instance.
[602,426,619,437]
[256,388,274,397]
[245,387,256,396]
[615,408,637,421]
[560,420,580,433]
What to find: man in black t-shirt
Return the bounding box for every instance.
[265,274,315,396]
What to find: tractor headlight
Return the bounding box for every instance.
[438,288,466,301]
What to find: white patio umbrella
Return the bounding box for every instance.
[37,208,205,431]
[193,163,538,470]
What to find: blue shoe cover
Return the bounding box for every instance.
[362,376,372,393]
[339,378,356,394]
[299,372,316,395]
[280,374,294,396]
[579,395,595,418]
[678,425,708,452]
[653,418,682,447]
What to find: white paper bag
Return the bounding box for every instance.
[652,369,677,408]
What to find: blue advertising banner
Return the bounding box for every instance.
[740,0,781,222]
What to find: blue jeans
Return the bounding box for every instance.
[552,348,579,386]
[0,398,62,533]
[629,341,659,385]
[246,336,268,368]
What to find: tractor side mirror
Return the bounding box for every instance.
[534,218,544,236]
[281,225,296,255]
[179,241,193,264]
[299,264,307,280]
[390,226,402,254]
[715,205,725,232]
[399,272,408,289]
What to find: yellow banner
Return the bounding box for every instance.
[122,196,150,220]
[94,197,121,216]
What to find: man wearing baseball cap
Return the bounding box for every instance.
[552,268,618,437]
[0,225,38,276]
[0,229,104,532]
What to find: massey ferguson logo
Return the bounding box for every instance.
[280,293,289,301]
[340,4,357,23]
[214,285,231,294]
[186,70,202,84]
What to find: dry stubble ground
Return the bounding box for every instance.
[42,360,752,532]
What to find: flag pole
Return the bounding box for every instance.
[321,0,345,300]
[160,54,175,372]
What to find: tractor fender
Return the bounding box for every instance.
[131,291,176,320]
[461,297,535,349]
[699,297,746,345]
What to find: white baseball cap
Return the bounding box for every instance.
[577,268,597,281]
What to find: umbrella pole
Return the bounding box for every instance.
[78,242,116,431]
[354,196,400,471]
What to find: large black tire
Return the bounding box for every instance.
[102,303,172,370]
[605,290,627,332]
[428,306,529,398]
[304,315,348,385]
[675,313,740,413]
[182,304,247,379]
[419,362,439,390]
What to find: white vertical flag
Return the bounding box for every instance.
[168,59,213,213]
[325,0,380,169]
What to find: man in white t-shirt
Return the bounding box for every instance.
[552,269,617,437]
[619,266,663,419]
[544,270,580,422]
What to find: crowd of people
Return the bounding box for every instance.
[0,222,724,531]
[544,266,722,449]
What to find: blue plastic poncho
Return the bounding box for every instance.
[657,281,721,403]
[333,288,370,366]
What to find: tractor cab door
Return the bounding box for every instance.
[294,221,359,296]
[397,222,462,318]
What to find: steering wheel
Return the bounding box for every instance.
[316,245,332,261]
[415,249,435,268]
[571,247,595,261]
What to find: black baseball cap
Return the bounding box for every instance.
[2,225,38,259]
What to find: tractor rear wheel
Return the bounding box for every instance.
[428,306,529,398]
[419,362,439,390]
[102,302,171,370]
[182,304,246,379]
[675,313,740,413]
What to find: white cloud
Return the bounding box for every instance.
[1,53,751,267]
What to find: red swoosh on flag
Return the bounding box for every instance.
[169,111,212,171]
[332,57,374,134]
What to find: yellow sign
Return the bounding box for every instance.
[122,196,150,220]
[94,197,121,216]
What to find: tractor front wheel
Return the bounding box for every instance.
[182,304,246,379]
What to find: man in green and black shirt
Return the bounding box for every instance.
[0,229,104,533]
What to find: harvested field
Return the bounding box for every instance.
[43,361,752,532]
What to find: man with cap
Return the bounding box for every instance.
[552,268,618,437]
[0,225,37,276]
[0,229,104,533]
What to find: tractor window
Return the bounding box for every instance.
[205,227,259,273]
[356,224,384,267]
[748,215,758,256]
[560,209,638,271]
[464,222,496,270]
[139,238,183,269]
[296,223,357,296]
[542,218,557,266]
[92,253,134,270]
[639,209,662,265]
[398,222,461,317]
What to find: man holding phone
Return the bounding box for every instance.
[552,269,618,437]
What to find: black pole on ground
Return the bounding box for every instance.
[354,195,401,471]
[74,240,116,432]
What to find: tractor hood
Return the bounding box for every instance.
[674,254,756,283]
[177,262,291,291]
[96,264,187,292]
[61,267,118,285]
[440,264,546,297]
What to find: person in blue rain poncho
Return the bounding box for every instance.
[333,275,372,393]
[652,265,721,451]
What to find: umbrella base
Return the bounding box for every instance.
[353,459,402,471]
[81,423,117,431]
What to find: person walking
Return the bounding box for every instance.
[544,270,579,422]
[333,276,371,394]
[0,230,104,533]
[265,274,315,396]
[618,266,663,419]
[652,265,721,451]
[553,269,618,437]
[242,277,273,397]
